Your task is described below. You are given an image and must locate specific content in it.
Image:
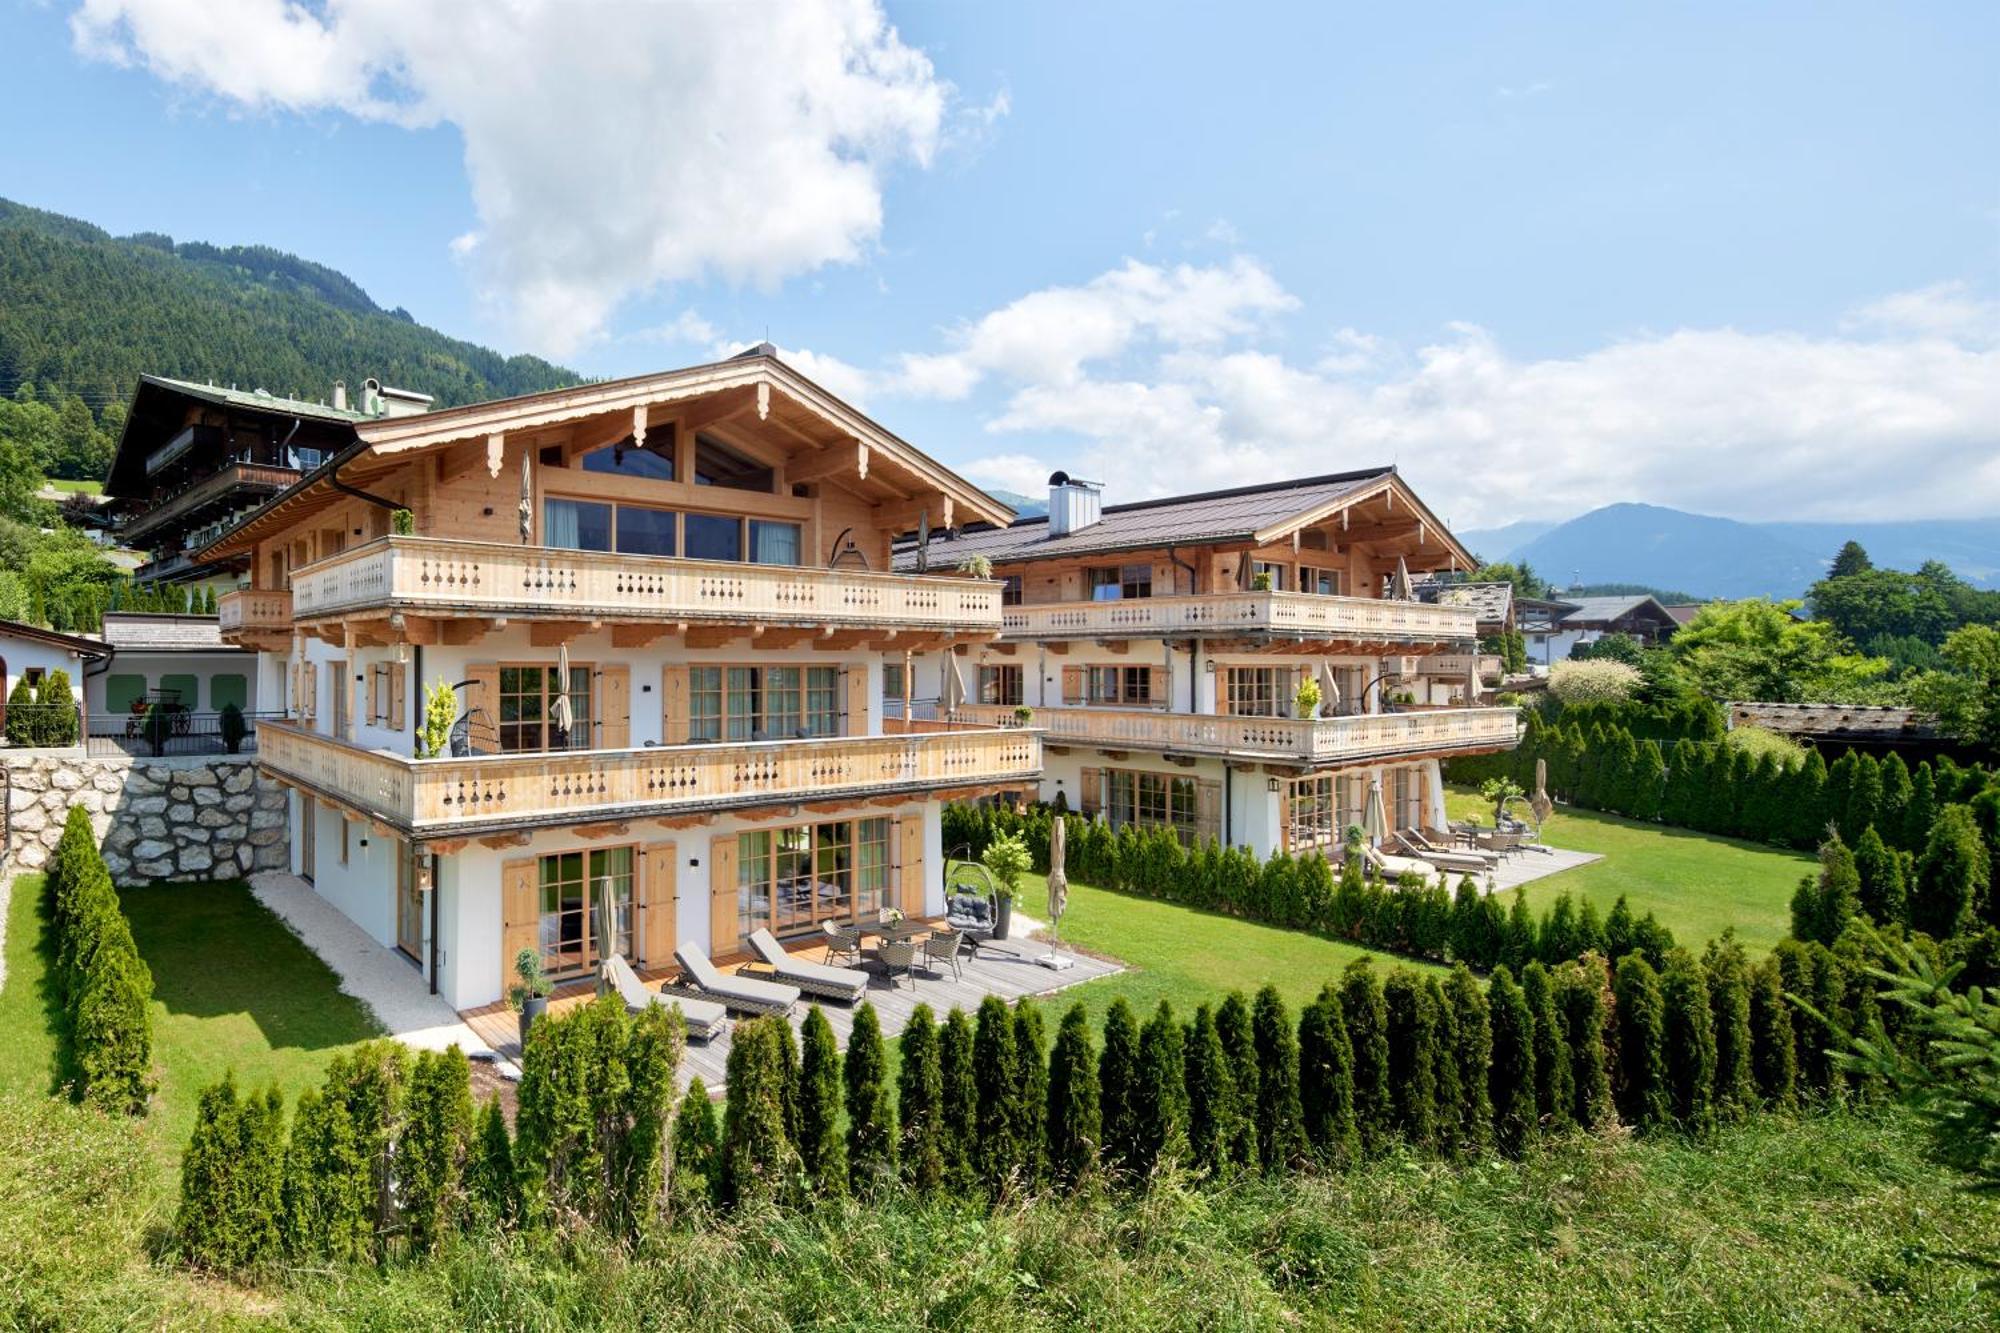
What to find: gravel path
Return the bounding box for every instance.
[249,871,499,1062]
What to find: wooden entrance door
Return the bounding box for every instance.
[299,797,316,883]
[395,844,423,961]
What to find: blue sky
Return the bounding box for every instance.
[3,2,1996,527]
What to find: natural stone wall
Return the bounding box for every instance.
[3,752,288,885]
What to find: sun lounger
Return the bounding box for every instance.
[601,953,727,1041]
[748,928,869,1003]
[1392,831,1498,876]
[1409,827,1501,868]
[667,941,800,1017]
[1361,844,1436,881]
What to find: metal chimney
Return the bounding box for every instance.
[331,380,348,412]
[1047,471,1103,537]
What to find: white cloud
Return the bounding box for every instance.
[72,0,952,356]
[630,309,721,347]
[958,452,1055,498]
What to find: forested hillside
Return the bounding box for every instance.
[0,196,579,429]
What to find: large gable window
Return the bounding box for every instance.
[694,432,774,493]
[580,433,675,481]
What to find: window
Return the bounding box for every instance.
[882,662,905,701]
[544,498,613,552]
[690,665,842,741]
[616,506,678,557]
[161,672,199,710]
[684,512,742,562]
[365,663,405,730]
[498,665,593,752]
[694,433,774,492]
[536,846,633,977]
[1285,773,1368,853]
[1082,665,1152,705]
[338,816,350,867]
[1088,563,1151,601]
[749,519,801,566]
[327,663,347,736]
[1301,566,1341,596]
[738,817,893,943]
[1252,561,1290,591]
[978,663,1024,706]
[1000,574,1023,606]
[1225,666,1295,717]
[1103,768,1215,845]
[580,435,674,481]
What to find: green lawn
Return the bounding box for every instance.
[43,478,103,494]
[0,875,383,1180]
[1444,787,1813,952]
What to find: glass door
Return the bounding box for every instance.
[535,847,634,978]
[395,845,423,961]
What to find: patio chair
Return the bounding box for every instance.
[665,941,800,1017]
[921,929,963,982]
[822,921,863,967]
[1391,831,1497,876]
[600,953,727,1042]
[874,939,917,990]
[945,891,997,953]
[747,928,869,1004]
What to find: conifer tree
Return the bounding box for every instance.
[281,1086,371,1260]
[1903,762,1938,852]
[1660,948,1718,1132]
[1799,943,1848,1099]
[1501,889,1537,972]
[1251,985,1306,1170]
[940,1008,979,1192]
[774,1013,802,1147]
[1702,938,1756,1121]
[1012,1001,1049,1187]
[1630,738,1667,822]
[1131,1001,1188,1175]
[236,1084,286,1265]
[1521,962,1574,1133]
[1843,752,1883,844]
[1555,959,1614,1129]
[1540,893,1579,965]
[1486,966,1537,1156]
[1340,960,1393,1155]
[1182,1003,1231,1174]
[179,1075,248,1269]
[467,1092,522,1226]
[798,1006,846,1199]
[1445,965,1494,1155]
[1878,752,1913,845]
[1296,985,1358,1165]
[1450,875,1490,967]
[1575,897,1607,960]
[397,1046,474,1254]
[973,994,1021,1188]
[1604,894,1638,963]
[1789,749,1829,849]
[1097,996,1142,1178]
[1383,969,1441,1150]
[1746,956,1798,1111]
[1047,1002,1101,1186]
[1213,991,1260,1170]
[845,1002,896,1195]
[1853,824,1908,926]
[1425,974,1463,1151]
[1912,804,1987,939]
[720,1017,798,1208]
[897,1004,946,1194]
[1824,752,1858,845]
[1613,954,1670,1130]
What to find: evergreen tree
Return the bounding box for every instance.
[1450,875,1495,968]
[1540,893,1580,965]
[1791,750,1829,849]
[798,1007,846,1199]
[1486,966,1537,1156]
[467,1092,522,1226]
[1012,1001,1049,1187]
[1912,804,1988,939]
[178,1075,247,1269]
[328,1042,407,1246]
[236,1084,286,1266]
[1521,962,1574,1133]
[281,1086,371,1260]
[844,1002,896,1196]
[940,1008,979,1193]
[774,1015,802,1148]
[1445,965,1494,1155]
[1613,954,1670,1130]
[1501,889,1537,972]
[1182,1003,1232,1174]
[1250,985,1306,1170]
[1383,969,1441,1150]
[1296,985,1358,1166]
[1604,894,1638,963]
[1131,1001,1189,1175]
[1213,991,1260,1170]
[1630,738,1667,822]
[1426,975,1463,1151]
[1575,897,1607,959]
[1702,938,1756,1122]
[1843,753,1883,844]
[897,1004,946,1194]
[1824,753,1858,846]
[1047,1003,1101,1186]
[397,1046,474,1254]
[720,1017,798,1208]
[1098,997,1142,1178]
[1555,959,1614,1130]
[1853,824,1908,925]
[1903,762,1938,852]
[1792,831,1862,945]
[1878,752,1914,846]
[1341,960,1393,1155]
[1659,949,1718,1132]
[973,995,1021,1189]
[1747,956,1798,1111]
[1799,943,1849,1099]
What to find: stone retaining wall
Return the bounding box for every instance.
[3,751,288,885]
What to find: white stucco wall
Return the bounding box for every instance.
[85,649,259,716]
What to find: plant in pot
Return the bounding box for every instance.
[509,947,552,1045]
[1479,777,1525,827]
[218,701,247,754]
[1251,570,1274,591]
[980,831,1032,942]
[1012,704,1034,728]
[390,507,416,536]
[143,701,174,758]
[1293,674,1322,720]
[957,554,994,579]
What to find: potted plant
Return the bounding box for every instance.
[980,831,1031,942]
[957,554,994,579]
[508,947,551,1045]
[1293,675,1322,719]
[391,508,416,536]
[218,701,247,755]
[1251,570,1274,591]
[416,679,456,759]
[1012,704,1034,728]
[1479,777,1525,827]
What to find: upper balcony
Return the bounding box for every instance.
[1000,590,1476,650]
[257,719,1042,839]
[283,535,1004,646]
[954,702,1519,767]
[218,588,295,647]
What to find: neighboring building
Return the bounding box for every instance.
[1521,593,1680,665]
[1413,577,1515,638]
[1663,603,1707,628]
[204,349,1036,1012]
[0,619,108,734]
[86,612,259,722]
[897,470,1520,859]
[104,375,428,591]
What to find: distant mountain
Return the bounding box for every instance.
[987,488,1048,519]
[1457,518,1557,562]
[0,196,580,415]
[1472,502,2000,600]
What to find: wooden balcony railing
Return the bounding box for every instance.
[286,536,1003,633]
[1000,591,1476,644]
[257,719,1041,835]
[1414,653,1505,679]
[218,588,294,637]
[954,703,1519,764]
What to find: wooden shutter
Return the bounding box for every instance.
[299,659,317,722]
[898,816,928,918]
[845,667,869,737]
[366,666,381,726]
[464,664,500,754]
[639,840,677,967]
[501,855,539,993]
[1148,666,1168,706]
[1081,766,1102,817]
[708,834,740,958]
[1197,779,1222,843]
[389,662,407,732]
[1061,666,1084,704]
[599,665,630,748]
[661,665,690,745]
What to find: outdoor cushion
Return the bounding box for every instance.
[603,953,727,1040]
[673,941,800,1014]
[747,928,869,1001]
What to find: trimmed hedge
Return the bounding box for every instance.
[44,805,153,1113]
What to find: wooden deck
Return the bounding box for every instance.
[461,927,1122,1094]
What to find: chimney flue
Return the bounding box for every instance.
[331,380,348,412]
[1047,471,1103,537]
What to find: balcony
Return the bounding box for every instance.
[1000,590,1476,647]
[256,720,1042,837]
[288,536,1003,640]
[123,462,301,546]
[954,702,1519,766]
[218,588,294,644]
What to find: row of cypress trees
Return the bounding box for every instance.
[1792,820,1995,949]
[44,804,152,1113]
[4,667,78,746]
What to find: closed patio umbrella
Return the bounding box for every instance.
[551,643,575,746]
[1318,660,1341,718]
[1391,556,1414,601]
[1041,815,1074,971]
[592,875,620,996]
[942,655,968,720]
[518,448,533,543]
[1464,654,1483,703]
[1531,756,1554,828]
[1364,775,1388,849]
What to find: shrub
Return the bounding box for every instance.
[1521,962,1573,1133]
[1297,985,1359,1166]
[1911,805,1988,939]
[1852,824,1908,926]
[1486,966,1537,1157]
[1703,939,1757,1122]
[1047,1003,1101,1186]
[1614,954,1670,1130]
[1554,957,1615,1129]
[282,1086,372,1260]
[1747,955,1798,1111]
[939,1008,978,1193]
[1383,970,1441,1151]
[35,668,77,745]
[1792,832,1861,946]
[1548,659,1641,705]
[416,679,458,758]
[797,1007,845,1199]
[1098,997,1142,1178]
[1012,1002,1049,1187]
[1213,991,1260,1171]
[973,995,1020,1191]
[845,1002,896,1196]
[73,930,154,1114]
[1131,1001,1189,1176]
[897,1004,946,1194]
[397,1046,474,1254]
[981,832,1032,904]
[176,1075,282,1272]
[468,1092,522,1226]
[1660,949,1718,1133]
[1251,986,1305,1171]
[3,675,35,746]
[1339,961,1393,1155]
[720,1016,797,1209]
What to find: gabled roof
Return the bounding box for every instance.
[1415,579,1514,625]
[107,374,367,498]
[135,376,371,424]
[0,618,112,659]
[98,612,243,654]
[1557,594,1676,626]
[894,468,1473,570]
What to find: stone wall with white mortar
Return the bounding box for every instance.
[3,752,288,884]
